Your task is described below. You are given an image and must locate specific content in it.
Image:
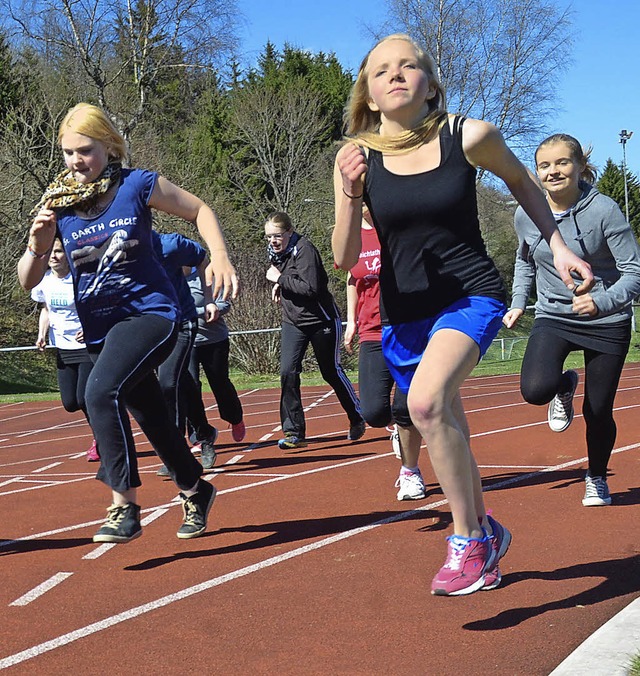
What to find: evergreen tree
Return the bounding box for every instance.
[0,32,21,124]
[597,159,640,238]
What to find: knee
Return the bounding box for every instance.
[61,400,80,414]
[407,396,441,433]
[361,403,391,428]
[392,405,412,429]
[520,381,554,406]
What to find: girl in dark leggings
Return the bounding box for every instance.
[504,133,640,507]
[18,102,237,543]
[31,238,98,462]
[265,211,364,449]
[344,206,425,501]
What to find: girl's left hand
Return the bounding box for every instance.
[551,241,594,294]
[572,293,598,317]
[204,303,220,323]
[271,283,281,303]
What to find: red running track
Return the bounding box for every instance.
[0,365,639,674]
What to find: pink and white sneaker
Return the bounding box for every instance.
[431,532,491,596]
[231,420,246,442]
[86,439,100,462]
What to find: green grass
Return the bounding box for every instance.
[2,336,640,404]
[628,652,640,676]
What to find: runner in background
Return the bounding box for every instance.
[265,211,365,450]
[343,205,425,501]
[184,269,246,447]
[153,231,219,474]
[31,238,98,462]
[504,133,640,507]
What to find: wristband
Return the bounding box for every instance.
[26,244,50,259]
[342,187,363,200]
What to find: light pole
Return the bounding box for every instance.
[619,129,633,224]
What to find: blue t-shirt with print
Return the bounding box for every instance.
[152,231,206,322]
[56,168,179,345]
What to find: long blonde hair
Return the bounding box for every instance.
[344,34,448,154]
[58,103,128,162]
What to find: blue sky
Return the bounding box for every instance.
[236,0,639,178]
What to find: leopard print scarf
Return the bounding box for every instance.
[30,163,122,215]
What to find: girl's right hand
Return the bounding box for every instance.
[30,200,57,254]
[336,143,367,196]
[502,308,523,328]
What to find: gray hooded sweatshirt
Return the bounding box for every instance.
[511,182,640,326]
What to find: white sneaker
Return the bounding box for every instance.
[395,470,426,501]
[389,425,401,459]
[548,370,579,432]
[582,473,612,506]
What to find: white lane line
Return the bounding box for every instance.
[224,455,243,465]
[0,476,94,498]
[0,477,26,488]
[82,509,169,560]
[2,440,639,553]
[220,472,290,478]
[471,402,640,438]
[9,573,73,607]
[0,500,446,668]
[7,442,640,667]
[0,453,392,550]
[32,463,63,474]
[479,464,549,469]
[210,455,244,473]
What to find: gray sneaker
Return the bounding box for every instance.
[548,370,579,432]
[582,473,612,506]
[200,428,218,470]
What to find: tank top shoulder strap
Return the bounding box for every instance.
[446,114,470,164]
[452,114,466,137]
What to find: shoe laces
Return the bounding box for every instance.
[104,504,128,528]
[182,496,200,524]
[585,475,607,498]
[551,391,573,418]
[396,471,422,489]
[443,536,471,570]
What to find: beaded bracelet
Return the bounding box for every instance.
[26,244,49,259]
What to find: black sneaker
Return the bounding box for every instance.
[177,479,216,539]
[93,503,142,543]
[347,420,366,441]
[200,430,218,470]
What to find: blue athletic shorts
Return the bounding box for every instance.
[381,296,507,393]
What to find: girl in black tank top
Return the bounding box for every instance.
[332,34,594,597]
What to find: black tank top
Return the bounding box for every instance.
[364,115,506,324]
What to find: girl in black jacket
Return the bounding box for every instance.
[265,211,365,449]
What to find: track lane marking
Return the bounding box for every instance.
[9,573,73,607]
[2,441,640,668]
[82,508,170,560]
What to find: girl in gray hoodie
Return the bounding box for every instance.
[504,133,640,507]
